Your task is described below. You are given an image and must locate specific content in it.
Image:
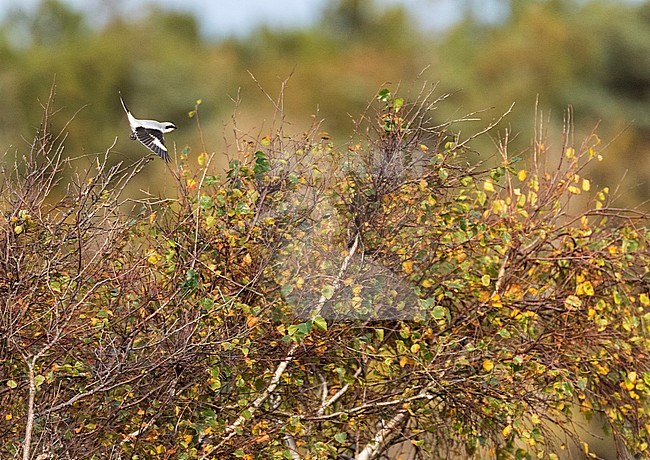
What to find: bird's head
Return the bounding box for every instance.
[162,123,177,133]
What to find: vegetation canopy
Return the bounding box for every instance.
[0,83,648,459]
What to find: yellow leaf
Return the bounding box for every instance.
[421,279,433,288]
[147,251,162,265]
[242,253,252,266]
[580,280,595,296]
[502,424,513,437]
[639,293,649,307]
[564,295,582,309]
[198,151,209,167]
[517,169,527,181]
[594,362,609,375]
[5,413,12,421]
[483,180,495,192]
[530,414,541,425]
[186,178,197,190]
[490,293,502,308]
[402,260,414,274]
[492,199,507,215]
[582,178,591,191]
[246,315,258,329]
[411,343,420,354]
[565,147,575,159]
[483,360,494,372]
[568,185,581,195]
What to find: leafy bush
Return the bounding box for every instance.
[1,85,648,459]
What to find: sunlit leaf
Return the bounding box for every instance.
[313,315,327,331]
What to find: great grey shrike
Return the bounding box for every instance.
[120,92,176,162]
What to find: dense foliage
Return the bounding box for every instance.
[1,86,648,459]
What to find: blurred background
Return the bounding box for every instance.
[0,0,648,209]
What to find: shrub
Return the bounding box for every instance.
[1,85,648,459]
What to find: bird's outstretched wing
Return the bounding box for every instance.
[133,127,170,162]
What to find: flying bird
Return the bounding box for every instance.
[119,92,176,162]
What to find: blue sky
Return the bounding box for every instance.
[0,0,508,37]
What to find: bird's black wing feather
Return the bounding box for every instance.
[133,127,170,162]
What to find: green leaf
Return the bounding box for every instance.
[334,432,347,443]
[235,202,251,215]
[49,280,62,294]
[254,151,270,177]
[432,305,446,320]
[377,88,391,102]
[204,175,219,186]
[438,167,448,181]
[205,215,217,229]
[200,297,214,310]
[280,283,294,297]
[321,285,335,300]
[498,328,511,338]
[288,321,313,341]
[199,195,214,211]
[460,176,474,187]
[182,269,199,291]
[481,274,491,287]
[490,167,505,181]
[298,322,312,335]
[313,315,327,331]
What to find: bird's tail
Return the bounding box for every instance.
[118,91,130,114]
